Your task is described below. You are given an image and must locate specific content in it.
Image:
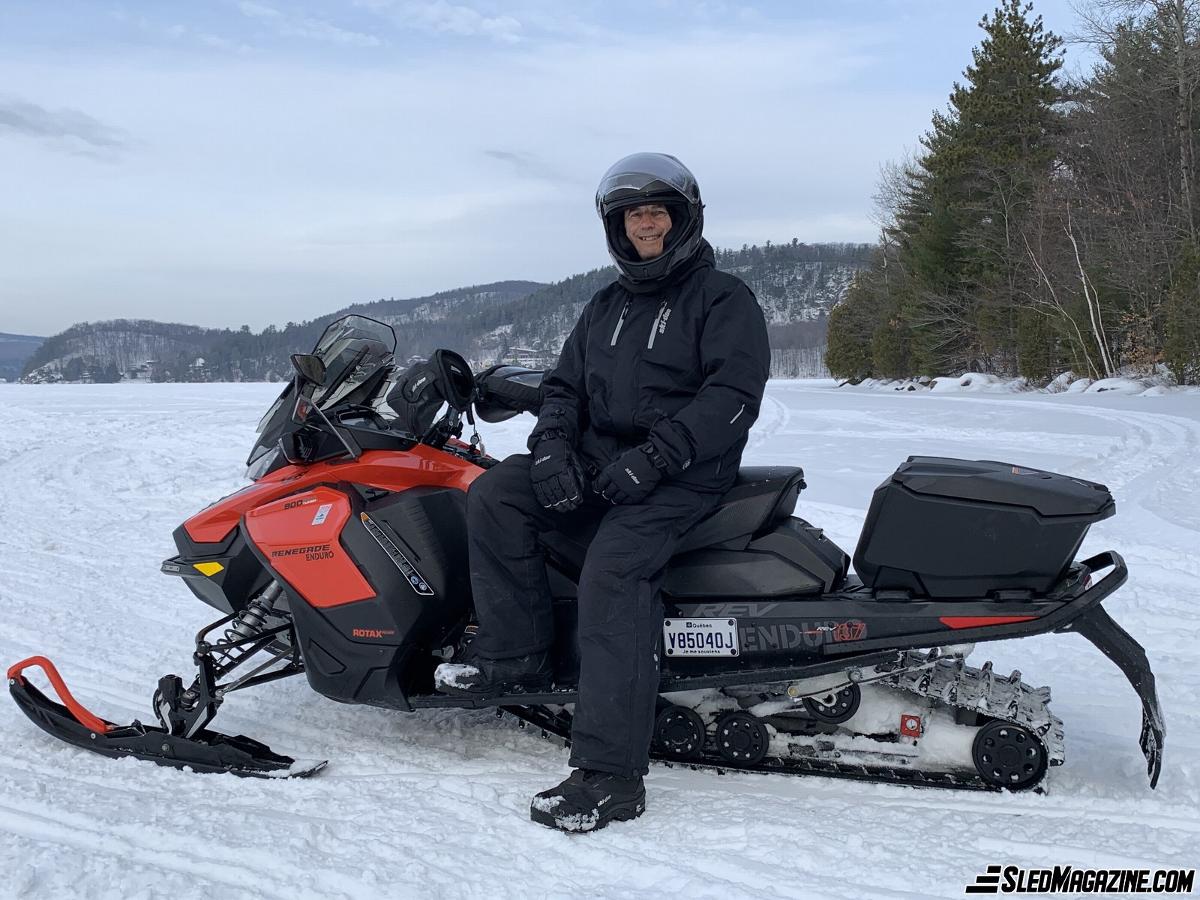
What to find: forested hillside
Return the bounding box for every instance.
[826,0,1200,385]
[22,242,871,383]
[20,282,544,383]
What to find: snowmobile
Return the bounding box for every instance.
[8,315,1164,792]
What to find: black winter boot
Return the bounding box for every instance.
[433,648,552,697]
[530,768,646,833]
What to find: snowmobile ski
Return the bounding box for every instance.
[8,657,325,779]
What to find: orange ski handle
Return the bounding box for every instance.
[6,656,112,735]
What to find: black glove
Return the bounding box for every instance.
[594,443,664,505]
[529,431,586,512]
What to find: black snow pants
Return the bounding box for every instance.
[466,453,720,778]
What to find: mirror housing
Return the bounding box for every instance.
[290,353,326,387]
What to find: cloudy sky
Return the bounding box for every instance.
[0,0,1089,336]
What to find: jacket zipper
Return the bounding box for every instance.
[646,299,669,349]
[610,299,632,347]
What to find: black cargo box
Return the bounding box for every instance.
[852,457,1115,598]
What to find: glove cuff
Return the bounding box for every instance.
[528,408,575,451]
[638,440,670,473]
[530,427,569,451]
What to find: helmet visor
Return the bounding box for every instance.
[596,153,696,213]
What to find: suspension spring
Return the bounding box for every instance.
[216,581,284,666]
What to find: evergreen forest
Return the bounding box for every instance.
[825,0,1200,385]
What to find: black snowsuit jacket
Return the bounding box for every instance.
[530,241,771,495]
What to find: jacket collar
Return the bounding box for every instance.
[617,240,715,295]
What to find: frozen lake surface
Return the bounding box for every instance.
[0,380,1197,898]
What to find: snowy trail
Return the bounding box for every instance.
[0,381,1197,899]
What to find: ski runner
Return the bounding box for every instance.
[434,153,771,832]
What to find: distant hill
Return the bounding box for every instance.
[467,242,872,376]
[21,281,544,384]
[21,241,873,383]
[0,333,46,382]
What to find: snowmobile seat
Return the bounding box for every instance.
[675,466,807,554]
[540,466,806,570]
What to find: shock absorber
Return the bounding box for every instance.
[155,581,288,736]
[216,581,284,666]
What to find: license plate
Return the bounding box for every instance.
[662,618,739,657]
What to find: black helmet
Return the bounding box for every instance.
[595,152,704,284]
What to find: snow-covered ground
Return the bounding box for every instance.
[0,380,1197,899]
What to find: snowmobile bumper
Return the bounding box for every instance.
[7,656,324,778]
[1053,562,1165,788]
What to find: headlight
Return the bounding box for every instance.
[245,446,283,481]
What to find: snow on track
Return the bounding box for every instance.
[0,381,1197,899]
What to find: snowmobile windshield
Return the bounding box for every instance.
[256,383,293,435]
[309,315,397,412]
[246,381,306,478]
[244,316,397,477]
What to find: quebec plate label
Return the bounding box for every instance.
[663,618,739,657]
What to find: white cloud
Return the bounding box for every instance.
[195,31,255,54]
[238,1,383,47]
[0,96,128,158]
[109,11,256,55]
[237,1,283,22]
[361,0,523,43]
[285,18,383,47]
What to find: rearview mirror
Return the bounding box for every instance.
[290,353,326,387]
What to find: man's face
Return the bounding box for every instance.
[623,204,673,260]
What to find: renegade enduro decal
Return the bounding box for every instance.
[270,543,334,561]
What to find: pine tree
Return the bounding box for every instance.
[894,0,1063,374]
[825,277,881,381]
[1059,3,1200,379]
[1164,247,1200,381]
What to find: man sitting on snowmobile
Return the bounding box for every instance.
[434,152,771,832]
